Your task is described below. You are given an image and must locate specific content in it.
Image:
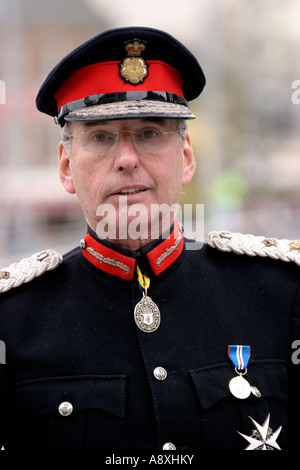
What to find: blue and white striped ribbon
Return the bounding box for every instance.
[228,345,250,371]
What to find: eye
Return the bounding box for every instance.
[137,128,161,140]
[90,131,115,143]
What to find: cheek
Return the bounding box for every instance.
[72,157,97,189]
[71,160,102,208]
[153,153,184,198]
[165,151,185,184]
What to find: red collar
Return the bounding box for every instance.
[81,221,184,280]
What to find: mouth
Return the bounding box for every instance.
[118,188,146,195]
[111,186,149,197]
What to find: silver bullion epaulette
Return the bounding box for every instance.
[206,230,300,266]
[0,249,63,294]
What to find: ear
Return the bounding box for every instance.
[181,133,196,186]
[58,141,76,194]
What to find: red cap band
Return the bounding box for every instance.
[54,60,184,112]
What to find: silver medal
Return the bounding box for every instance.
[250,386,261,398]
[134,294,161,333]
[229,375,251,399]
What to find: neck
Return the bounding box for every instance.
[88,215,176,251]
[98,235,155,251]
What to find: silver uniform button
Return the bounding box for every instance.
[153,367,167,381]
[162,442,176,450]
[58,401,73,416]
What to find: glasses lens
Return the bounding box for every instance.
[131,126,173,151]
[74,125,177,154]
[80,127,118,154]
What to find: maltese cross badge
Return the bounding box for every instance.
[238,414,282,450]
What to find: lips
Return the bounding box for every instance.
[119,188,145,195]
[111,186,149,196]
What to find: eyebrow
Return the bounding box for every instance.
[142,118,166,125]
[84,121,109,128]
[82,118,167,128]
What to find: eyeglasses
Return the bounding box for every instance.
[70,124,181,156]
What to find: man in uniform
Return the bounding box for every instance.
[0,26,300,452]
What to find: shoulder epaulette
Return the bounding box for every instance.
[0,250,63,294]
[206,230,300,266]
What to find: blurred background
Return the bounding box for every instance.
[0,0,300,265]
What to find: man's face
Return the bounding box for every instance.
[58,118,195,248]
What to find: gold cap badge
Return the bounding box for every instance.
[120,39,148,85]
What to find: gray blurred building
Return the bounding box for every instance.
[0,0,108,264]
[1,0,300,266]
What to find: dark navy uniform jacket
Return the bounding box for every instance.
[0,224,299,451]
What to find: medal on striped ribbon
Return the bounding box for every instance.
[228,345,250,371]
[228,345,261,399]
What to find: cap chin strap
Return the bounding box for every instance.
[55,91,189,126]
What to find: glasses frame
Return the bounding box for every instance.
[69,124,182,156]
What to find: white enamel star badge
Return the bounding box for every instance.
[238,414,282,450]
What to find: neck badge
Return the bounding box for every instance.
[134,266,160,333]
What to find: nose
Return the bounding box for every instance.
[112,133,140,172]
